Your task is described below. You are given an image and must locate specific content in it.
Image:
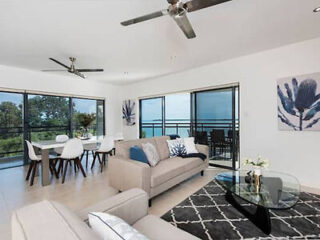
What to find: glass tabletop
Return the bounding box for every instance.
[215,170,300,210]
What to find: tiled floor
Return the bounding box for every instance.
[0,155,222,240]
[0,156,319,240]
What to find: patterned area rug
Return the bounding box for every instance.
[161,180,320,240]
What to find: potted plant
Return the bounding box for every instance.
[76,113,96,138]
[243,155,269,192]
[243,155,269,175]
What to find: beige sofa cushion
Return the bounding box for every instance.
[115,138,157,159]
[133,215,200,240]
[12,200,99,240]
[153,136,170,160]
[151,157,203,187]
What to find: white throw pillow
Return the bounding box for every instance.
[88,212,149,240]
[167,139,187,158]
[183,137,198,154]
[141,143,160,167]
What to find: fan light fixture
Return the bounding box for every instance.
[314,7,320,13]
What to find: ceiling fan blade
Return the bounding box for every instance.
[73,70,86,79]
[121,9,168,26]
[185,0,231,12]
[172,13,196,39]
[41,70,68,72]
[49,58,70,70]
[77,69,104,72]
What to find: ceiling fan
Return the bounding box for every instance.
[42,57,104,79]
[121,0,231,39]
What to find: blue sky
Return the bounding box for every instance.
[0,92,23,105]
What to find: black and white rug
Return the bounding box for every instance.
[161,180,320,240]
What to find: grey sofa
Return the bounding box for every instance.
[108,136,209,204]
[12,188,200,240]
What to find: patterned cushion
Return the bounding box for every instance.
[141,143,160,167]
[88,212,149,240]
[166,139,187,158]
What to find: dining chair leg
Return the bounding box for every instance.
[73,160,77,173]
[80,153,84,161]
[62,160,69,184]
[97,154,102,165]
[30,162,38,186]
[51,160,59,179]
[91,153,97,169]
[58,159,63,174]
[86,151,89,168]
[76,157,86,178]
[49,164,53,175]
[26,161,34,181]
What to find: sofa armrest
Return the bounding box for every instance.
[108,156,151,196]
[77,189,148,225]
[196,144,209,165]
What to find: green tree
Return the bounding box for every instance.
[0,101,23,158]
[0,102,22,128]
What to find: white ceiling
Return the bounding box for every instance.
[0,0,319,84]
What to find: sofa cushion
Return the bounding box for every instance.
[183,137,198,154]
[167,139,187,158]
[130,145,149,165]
[88,212,149,240]
[133,215,200,240]
[150,157,203,187]
[12,200,99,240]
[116,138,157,159]
[142,143,160,167]
[153,136,170,160]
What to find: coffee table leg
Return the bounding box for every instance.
[256,205,271,234]
[225,190,271,235]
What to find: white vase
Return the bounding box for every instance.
[253,167,261,176]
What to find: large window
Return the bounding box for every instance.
[140,97,164,138]
[72,98,104,137]
[0,92,24,168]
[165,93,190,137]
[140,93,190,138]
[139,87,240,170]
[28,94,70,142]
[0,91,105,169]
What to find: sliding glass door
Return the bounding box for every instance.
[192,86,239,169]
[140,97,164,138]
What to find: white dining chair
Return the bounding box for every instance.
[81,143,98,168]
[25,140,58,186]
[91,136,114,172]
[58,139,86,184]
[54,134,69,155]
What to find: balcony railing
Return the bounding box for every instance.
[141,119,239,138]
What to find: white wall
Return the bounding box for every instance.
[121,37,320,189]
[0,65,122,136]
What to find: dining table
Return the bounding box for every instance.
[31,137,103,186]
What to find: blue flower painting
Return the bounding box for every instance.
[277,73,320,131]
[122,99,136,126]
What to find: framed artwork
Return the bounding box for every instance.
[277,72,320,131]
[122,99,136,126]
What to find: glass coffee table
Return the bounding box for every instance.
[216,170,300,234]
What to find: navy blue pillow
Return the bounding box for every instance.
[130,145,149,165]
